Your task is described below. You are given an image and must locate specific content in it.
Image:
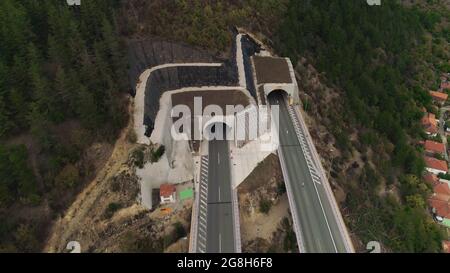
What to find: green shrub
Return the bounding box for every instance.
[54,164,80,189]
[151,145,165,162]
[277,182,286,196]
[173,222,187,240]
[259,199,272,214]
[132,147,145,168]
[104,202,122,219]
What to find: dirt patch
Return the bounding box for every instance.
[43,99,192,253]
[238,153,298,252]
[239,154,281,188]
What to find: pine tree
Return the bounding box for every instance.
[28,102,52,151]
[0,97,11,138]
[76,86,98,129]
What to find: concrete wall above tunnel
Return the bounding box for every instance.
[251,56,300,105]
[264,84,299,105]
[203,116,235,141]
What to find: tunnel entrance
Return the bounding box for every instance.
[204,122,232,141]
[267,89,289,102]
[267,89,289,106]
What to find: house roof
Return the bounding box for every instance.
[432,193,450,203]
[160,183,176,197]
[424,140,446,154]
[424,173,440,186]
[430,90,448,101]
[426,125,438,134]
[424,156,448,172]
[422,113,438,134]
[434,182,450,196]
[441,82,450,90]
[429,198,450,218]
[443,241,450,253]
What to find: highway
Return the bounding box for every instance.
[269,92,349,253]
[206,138,235,253]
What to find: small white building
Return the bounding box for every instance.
[160,183,176,204]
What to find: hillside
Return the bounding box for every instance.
[116,0,449,252]
[0,0,127,252]
[275,0,449,252]
[1,0,449,253]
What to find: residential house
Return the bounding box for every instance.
[422,113,438,137]
[424,140,446,157]
[443,241,450,253]
[429,182,450,224]
[424,156,448,175]
[160,183,176,204]
[429,196,450,224]
[424,173,440,186]
[439,178,450,188]
[435,182,450,197]
[429,91,448,105]
[441,81,450,91]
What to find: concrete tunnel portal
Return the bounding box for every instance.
[267,89,290,103]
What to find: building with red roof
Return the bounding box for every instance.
[429,180,450,226]
[422,113,438,136]
[424,173,440,186]
[429,198,450,218]
[441,82,450,91]
[434,182,450,196]
[443,241,450,253]
[430,91,448,105]
[160,183,176,204]
[424,140,446,156]
[424,156,448,175]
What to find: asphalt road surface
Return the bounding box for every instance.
[206,137,235,253]
[269,92,348,253]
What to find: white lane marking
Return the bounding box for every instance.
[311,168,338,252]
[219,233,222,253]
[218,152,220,165]
[283,99,337,252]
[218,186,221,202]
[288,103,336,249]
